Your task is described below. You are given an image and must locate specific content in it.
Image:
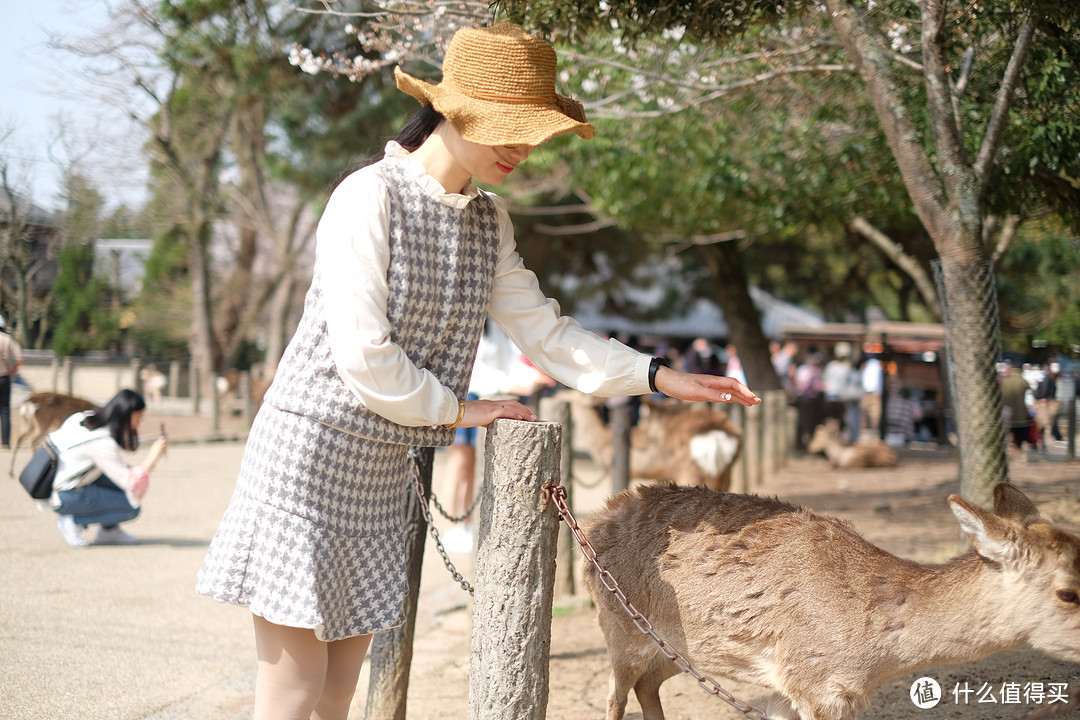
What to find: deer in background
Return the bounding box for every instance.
[807,418,898,469]
[582,482,1080,720]
[552,390,742,492]
[8,392,99,476]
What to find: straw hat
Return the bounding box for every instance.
[394,23,595,147]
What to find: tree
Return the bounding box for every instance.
[495,0,1080,506]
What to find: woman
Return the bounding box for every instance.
[196,23,759,720]
[50,388,169,547]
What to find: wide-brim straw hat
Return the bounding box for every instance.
[394,23,595,147]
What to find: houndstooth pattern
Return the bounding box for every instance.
[198,157,500,639]
[196,406,410,640]
[263,157,499,446]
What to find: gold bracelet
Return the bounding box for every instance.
[444,398,466,430]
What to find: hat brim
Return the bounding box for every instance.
[395,67,595,147]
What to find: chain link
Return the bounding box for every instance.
[426,484,481,525]
[408,451,474,596]
[543,482,775,720]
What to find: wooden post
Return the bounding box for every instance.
[192,366,202,415]
[469,419,562,720]
[63,357,74,395]
[729,403,747,494]
[365,447,433,720]
[169,361,181,398]
[608,401,632,495]
[761,391,778,478]
[745,401,763,489]
[239,371,253,426]
[539,396,575,599]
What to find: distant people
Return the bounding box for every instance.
[49,389,169,547]
[794,351,826,450]
[724,343,746,386]
[0,314,25,450]
[1000,362,1033,450]
[885,386,922,445]
[684,337,725,376]
[860,354,884,438]
[1035,363,1063,445]
[771,341,798,397]
[822,343,854,435]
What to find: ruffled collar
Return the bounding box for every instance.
[384,141,480,209]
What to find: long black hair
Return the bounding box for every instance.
[81,389,147,451]
[394,104,444,152]
[360,104,445,169]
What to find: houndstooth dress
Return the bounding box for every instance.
[196,153,498,641]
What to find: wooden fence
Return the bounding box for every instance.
[367,390,795,719]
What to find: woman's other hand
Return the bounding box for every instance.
[460,398,537,428]
[145,435,169,472]
[654,367,760,407]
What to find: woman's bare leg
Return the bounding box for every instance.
[253,615,327,719]
[313,633,372,720]
[252,614,372,720]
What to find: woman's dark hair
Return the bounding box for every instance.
[81,389,146,451]
[360,104,445,169]
[394,104,444,152]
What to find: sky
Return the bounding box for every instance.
[1,0,148,212]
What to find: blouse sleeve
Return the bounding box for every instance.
[82,438,149,505]
[486,199,652,397]
[318,169,461,427]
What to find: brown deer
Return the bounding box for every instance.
[8,392,99,476]
[553,391,742,492]
[807,419,898,469]
[582,482,1080,720]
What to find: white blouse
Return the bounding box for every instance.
[315,142,652,428]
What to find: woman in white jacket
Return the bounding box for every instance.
[50,389,168,547]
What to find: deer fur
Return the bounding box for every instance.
[554,390,742,492]
[582,482,1080,720]
[8,392,99,476]
[807,419,898,469]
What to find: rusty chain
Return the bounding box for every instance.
[408,451,474,596]
[542,481,775,720]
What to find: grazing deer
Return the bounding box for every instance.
[553,390,742,492]
[807,419,898,469]
[8,392,99,476]
[582,482,1080,720]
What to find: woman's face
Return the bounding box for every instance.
[441,123,535,187]
[131,409,145,430]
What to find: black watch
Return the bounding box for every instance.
[648,356,670,393]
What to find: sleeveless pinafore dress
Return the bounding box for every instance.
[196,157,499,640]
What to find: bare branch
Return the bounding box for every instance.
[850,215,941,318]
[974,14,1036,193]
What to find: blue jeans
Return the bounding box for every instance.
[54,475,140,528]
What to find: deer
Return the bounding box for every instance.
[552,390,742,492]
[581,482,1080,720]
[8,392,99,476]
[807,418,898,469]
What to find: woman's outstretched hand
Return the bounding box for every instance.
[653,367,760,407]
[460,398,537,428]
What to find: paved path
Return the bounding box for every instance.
[0,428,490,720]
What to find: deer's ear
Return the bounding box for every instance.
[949,494,1025,568]
[991,483,1041,524]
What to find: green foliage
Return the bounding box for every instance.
[996,217,1080,351]
[49,242,121,356]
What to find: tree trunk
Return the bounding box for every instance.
[698,241,782,391]
[937,252,1008,509]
